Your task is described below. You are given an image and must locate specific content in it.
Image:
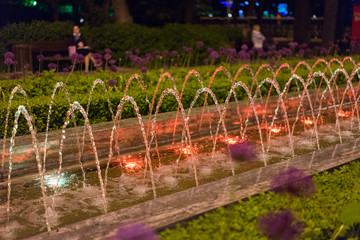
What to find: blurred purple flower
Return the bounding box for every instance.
[63,67,69,72]
[104,48,112,54]
[288,42,299,49]
[203,58,209,65]
[145,53,154,61]
[109,59,116,65]
[228,141,256,162]
[93,53,103,60]
[24,63,30,69]
[209,51,219,59]
[270,168,316,198]
[248,49,255,56]
[162,50,169,56]
[258,210,304,240]
[320,47,328,55]
[227,48,237,57]
[68,65,73,70]
[125,50,133,56]
[48,63,57,70]
[77,54,85,63]
[299,49,305,56]
[207,47,214,53]
[13,60,18,65]
[135,49,141,54]
[108,79,116,87]
[141,67,147,73]
[183,46,193,53]
[104,53,112,60]
[153,50,160,56]
[299,43,308,49]
[110,64,118,72]
[37,54,44,61]
[110,223,157,240]
[71,53,79,64]
[96,59,103,67]
[54,54,61,60]
[241,44,248,51]
[4,58,14,66]
[238,50,250,60]
[196,41,204,47]
[4,51,15,59]
[219,46,226,56]
[170,50,178,56]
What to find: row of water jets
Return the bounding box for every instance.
[2,57,360,232]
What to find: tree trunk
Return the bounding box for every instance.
[294,0,311,43]
[102,0,111,17]
[322,0,339,47]
[50,0,60,21]
[184,0,194,24]
[112,0,133,23]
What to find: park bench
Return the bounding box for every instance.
[13,40,71,72]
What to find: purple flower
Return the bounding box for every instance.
[13,60,18,65]
[170,50,178,56]
[4,58,14,66]
[288,42,299,49]
[227,48,237,57]
[135,49,141,54]
[241,44,248,51]
[93,53,103,60]
[37,54,44,61]
[196,41,204,47]
[71,53,79,63]
[63,67,69,72]
[299,49,305,56]
[68,65,73,70]
[183,46,193,53]
[228,141,256,162]
[108,79,116,87]
[258,210,305,240]
[140,67,147,73]
[104,53,112,60]
[54,54,61,60]
[153,50,160,56]
[219,46,226,56]
[96,59,103,67]
[209,51,219,59]
[104,48,112,54]
[162,50,169,56]
[320,47,328,55]
[270,168,316,198]
[48,63,57,70]
[299,43,308,49]
[78,54,85,63]
[110,64,118,72]
[145,53,154,61]
[125,50,133,56]
[207,47,214,53]
[110,223,157,240]
[4,51,15,59]
[109,59,116,65]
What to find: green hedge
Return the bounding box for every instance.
[0,21,242,71]
[160,161,360,239]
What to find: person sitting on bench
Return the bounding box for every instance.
[69,25,98,72]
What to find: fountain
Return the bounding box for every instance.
[1,57,360,239]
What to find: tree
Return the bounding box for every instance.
[294,0,311,43]
[112,0,133,23]
[322,0,339,47]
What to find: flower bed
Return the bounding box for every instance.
[160,161,360,239]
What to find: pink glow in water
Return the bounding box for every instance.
[338,110,351,117]
[302,117,314,126]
